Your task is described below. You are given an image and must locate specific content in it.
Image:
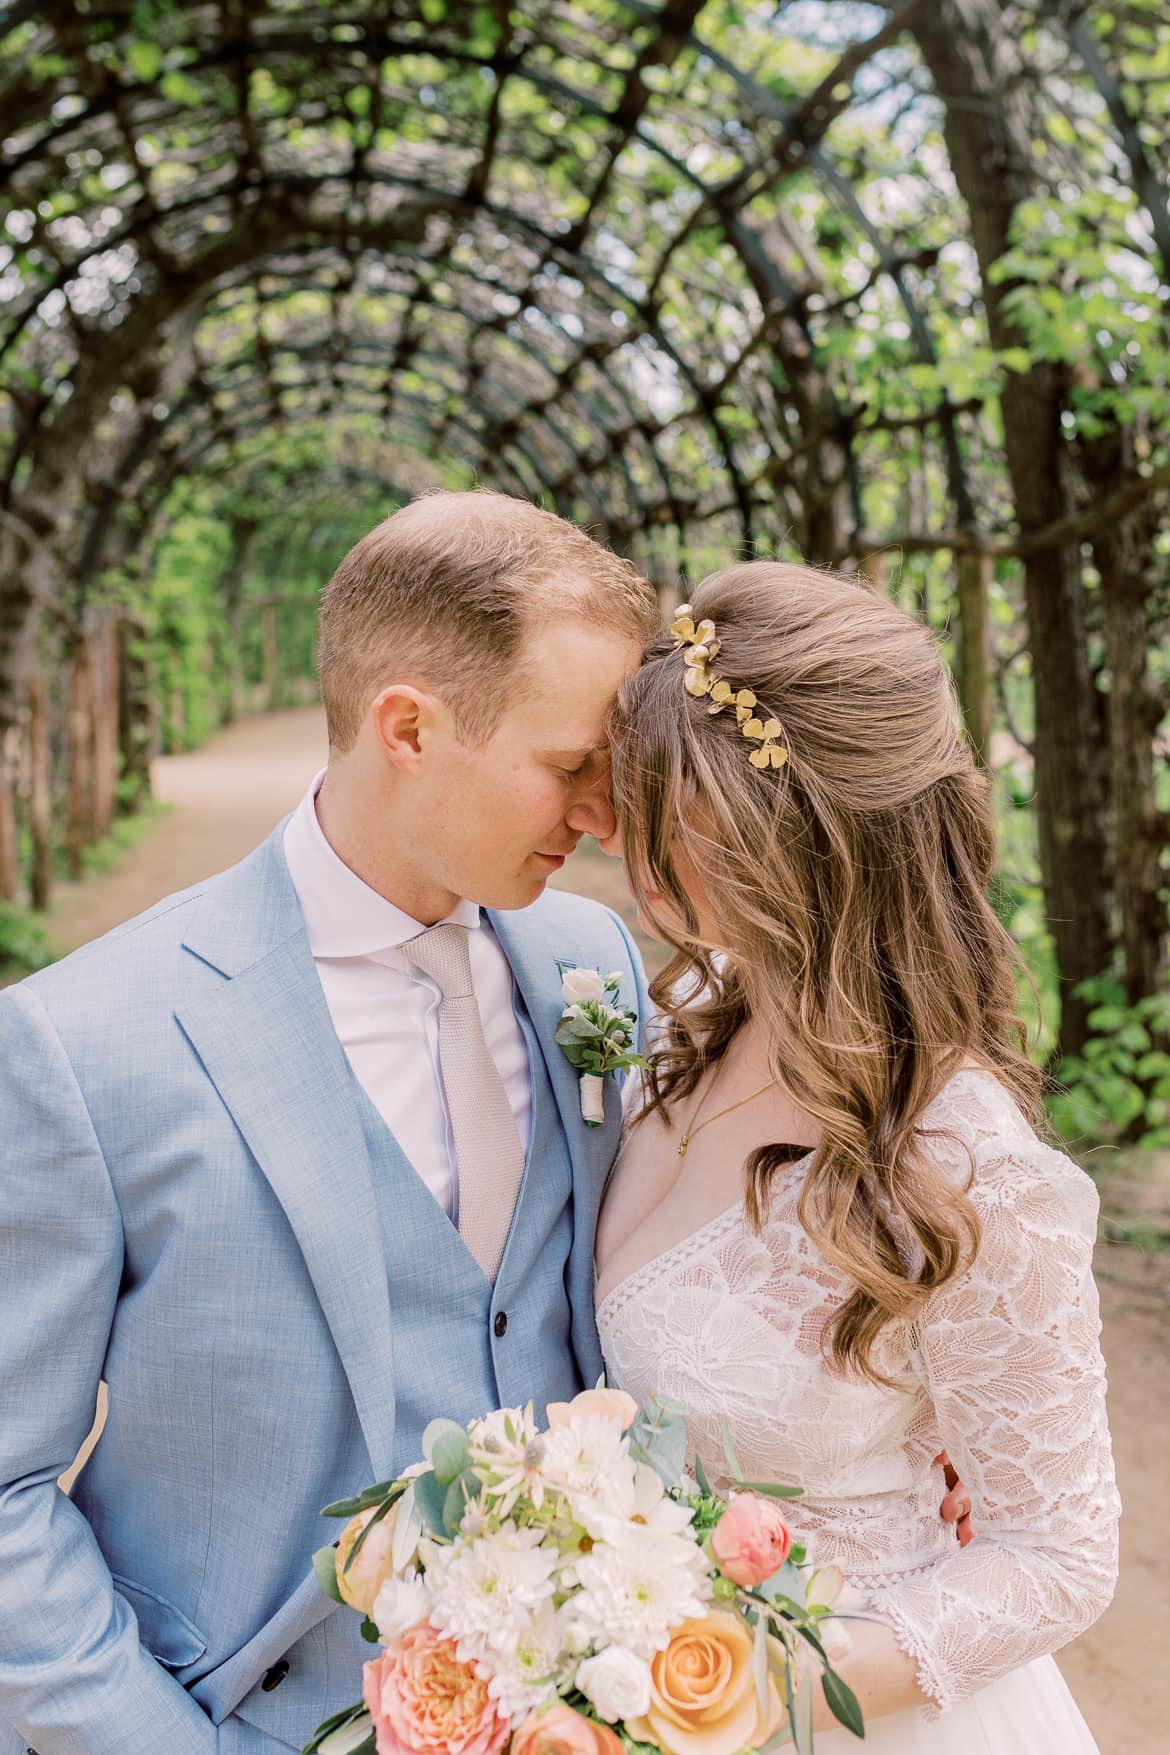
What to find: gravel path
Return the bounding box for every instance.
[47,706,1166,1752]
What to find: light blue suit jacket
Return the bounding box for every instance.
[0,825,649,1754]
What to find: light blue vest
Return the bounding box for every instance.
[226,1003,584,1750]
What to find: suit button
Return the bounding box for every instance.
[261,1658,290,1690]
[493,1311,508,1338]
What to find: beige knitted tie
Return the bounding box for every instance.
[405,922,525,1283]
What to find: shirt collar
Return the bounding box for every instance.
[283,768,480,958]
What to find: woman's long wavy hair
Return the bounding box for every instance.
[609,561,1042,1385]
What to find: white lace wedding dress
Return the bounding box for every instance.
[596,1070,1120,1751]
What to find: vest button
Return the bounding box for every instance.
[261,1658,290,1691]
[493,1311,508,1338]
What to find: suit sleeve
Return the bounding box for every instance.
[0,984,217,1754]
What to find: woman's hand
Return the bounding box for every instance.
[936,1448,976,1548]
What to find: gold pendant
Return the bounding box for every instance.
[677,1135,689,1157]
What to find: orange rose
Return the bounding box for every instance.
[625,1611,785,1755]
[512,1702,624,1755]
[337,1504,399,1616]
[545,1389,639,1431]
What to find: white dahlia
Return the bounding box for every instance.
[480,1601,570,1723]
[427,1523,558,1661]
[567,1522,711,1660]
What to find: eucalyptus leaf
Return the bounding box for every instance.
[753,1602,770,1712]
[413,1469,449,1537]
[344,1490,398,1574]
[694,1452,713,1497]
[791,1670,814,1755]
[822,1666,865,1738]
[321,1479,404,1519]
[736,1479,804,1500]
[422,1417,465,1463]
[755,1560,806,1605]
[442,1468,479,1533]
[431,1427,469,1485]
[720,1416,743,1482]
[312,1542,343,1604]
[629,1400,688,1487]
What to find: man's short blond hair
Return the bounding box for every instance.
[318,491,657,749]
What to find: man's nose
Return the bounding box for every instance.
[566,782,617,843]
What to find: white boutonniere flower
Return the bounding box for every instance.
[555,964,646,1126]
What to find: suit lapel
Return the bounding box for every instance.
[487,909,624,1384]
[176,830,398,1479]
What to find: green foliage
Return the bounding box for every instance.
[0,903,56,979]
[1050,977,1170,1148]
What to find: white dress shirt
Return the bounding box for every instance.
[283,771,532,1218]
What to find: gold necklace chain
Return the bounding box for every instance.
[677,1066,778,1158]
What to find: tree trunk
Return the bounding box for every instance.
[955,549,993,766]
[0,728,18,904]
[912,0,1112,1055]
[66,639,95,881]
[262,602,281,713]
[220,516,259,726]
[1079,427,1167,1003]
[26,667,52,912]
[91,618,119,838]
[117,615,154,810]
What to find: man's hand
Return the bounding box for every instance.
[935,1449,975,1547]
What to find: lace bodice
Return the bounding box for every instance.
[596,1070,1120,1714]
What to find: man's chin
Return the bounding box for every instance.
[472,869,552,912]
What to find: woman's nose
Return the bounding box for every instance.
[596,815,624,859]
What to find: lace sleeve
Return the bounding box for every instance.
[866,1130,1120,1715]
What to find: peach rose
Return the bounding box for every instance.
[545,1388,639,1431]
[625,1611,784,1755]
[337,1505,400,1616]
[710,1494,792,1590]
[512,1701,625,1755]
[362,1625,510,1755]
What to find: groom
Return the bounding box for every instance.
[0,491,971,1755]
[0,493,656,1755]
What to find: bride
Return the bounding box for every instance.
[594,562,1119,1751]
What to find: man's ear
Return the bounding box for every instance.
[369,684,444,772]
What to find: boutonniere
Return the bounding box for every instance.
[555,964,646,1126]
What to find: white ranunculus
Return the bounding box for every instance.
[575,1647,653,1722]
[561,965,605,1006]
[371,1570,433,1642]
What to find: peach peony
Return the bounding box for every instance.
[336,1505,400,1616]
[710,1494,792,1590]
[362,1625,510,1755]
[625,1611,785,1755]
[545,1388,639,1432]
[511,1701,625,1755]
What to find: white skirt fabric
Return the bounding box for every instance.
[814,1655,1099,1753]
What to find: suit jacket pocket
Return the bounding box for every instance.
[112,1571,209,1668]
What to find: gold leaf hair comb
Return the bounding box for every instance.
[670,604,789,771]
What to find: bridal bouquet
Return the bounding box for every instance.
[305,1389,862,1755]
